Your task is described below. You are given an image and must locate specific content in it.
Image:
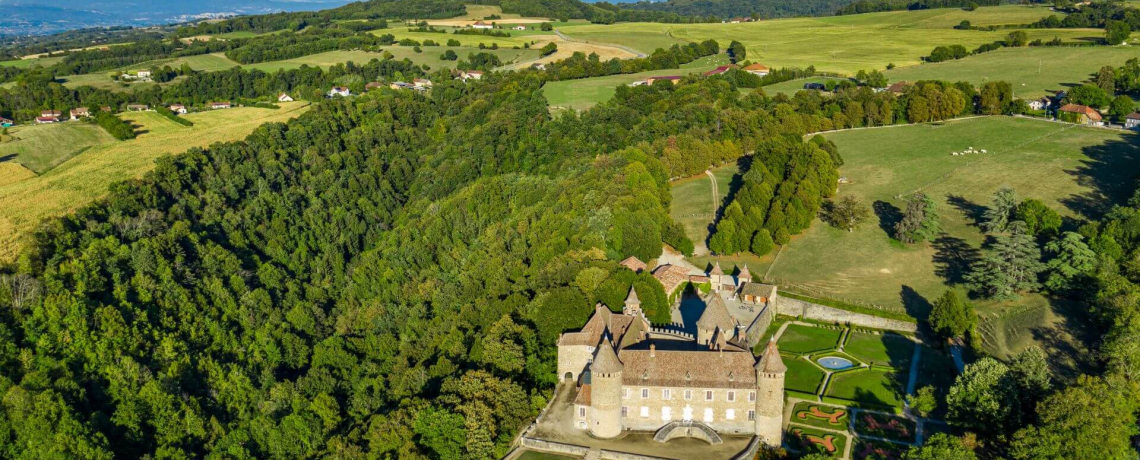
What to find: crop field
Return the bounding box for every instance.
[124,53,241,73]
[554,22,689,55]
[885,46,1140,99]
[0,163,35,187]
[843,332,914,368]
[0,122,117,174]
[0,102,311,263]
[373,27,539,48]
[559,6,1099,74]
[760,116,1138,360]
[543,53,729,110]
[778,324,845,355]
[0,56,65,68]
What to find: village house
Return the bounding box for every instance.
[1059,103,1103,125]
[1125,112,1140,130]
[886,81,911,95]
[169,104,187,114]
[471,20,494,29]
[0,117,13,128]
[1027,97,1051,111]
[328,86,352,97]
[41,110,61,118]
[136,70,152,79]
[389,82,414,90]
[459,70,484,81]
[413,78,433,89]
[703,65,736,77]
[532,63,546,71]
[35,116,58,124]
[127,104,149,111]
[557,289,785,446]
[513,25,527,30]
[69,107,90,120]
[619,256,647,273]
[209,101,232,110]
[743,63,769,77]
[278,93,294,102]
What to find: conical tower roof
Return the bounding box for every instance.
[710,261,724,276]
[739,265,751,282]
[756,339,787,374]
[697,293,736,332]
[625,286,640,305]
[592,334,624,374]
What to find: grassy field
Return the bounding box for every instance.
[843,332,914,368]
[0,122,117,174]
[825,369,905,409]
[0,102,311,263]
[885,46,1140,99]
[760,76,851,96]
[560,6,1101,74]
[374,27,540,48]
[0,163,36,187]
[125,53,241,73]
[0,56,65,68]
[543,53,730,110]
[761,116,1139,360]
[785,357,828,394]
[778,324,845,355]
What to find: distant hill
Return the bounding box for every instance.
[0,0,357,36]
[612,0,863,18]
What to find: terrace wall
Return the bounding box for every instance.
[776,297,917,332]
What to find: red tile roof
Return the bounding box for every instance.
[1059,104,1102,121]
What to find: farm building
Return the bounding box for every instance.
[365,82,384,91]
[703,65,736,77]
[35,116,58,124]
[69,108,90,120]
[886,81,911,94]
[278,93,294,102]
[471,21,493,29]
[169,104,187,114]
[390,82,414,90]
[619,256,647,273]
[209,101,232,110]
[459,70,484,81]
[1126,113,1140,130]
[328,86,352,97]
[743,64,769,76]
[647,76,682,85]
[41,110,61,118]
[513,25,527,30]
[136,70,151,79]
[1027,97,1051,111]
[127,104,149,111]
[413,78,433,88]
[1058,104,1103,125]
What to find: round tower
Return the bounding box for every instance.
[590,337,624,439]
[755,339,786,447]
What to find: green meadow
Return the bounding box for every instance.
[0,122,116,174]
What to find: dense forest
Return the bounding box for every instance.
[621,0,860,20]
[836,0,1004,16]
[1030,1,1140,29]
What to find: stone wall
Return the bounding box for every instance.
[775,297,917,332]
[519,437,590,456]
[743,304,773,347]
[600,450,676,460]
[558,344,595,384]
[730,437,761,460]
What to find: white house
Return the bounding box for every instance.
[328,86,352,97]
[278,93,294,102]
[1027,97,1051,111]
[413,78,433,88]
[137,70,152,79]
[471,21,493,29]
[170,104,188,114]
[459,70,484,81]
[1126,112,1140,130]
[513,25,527,30]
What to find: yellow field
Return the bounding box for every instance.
[0,102,310,262]
[0,163,35,187]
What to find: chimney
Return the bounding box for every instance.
[650,342,656,358]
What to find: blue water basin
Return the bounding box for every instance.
[817,356,855,370]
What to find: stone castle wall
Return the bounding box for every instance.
[557,344,594,384]
[617,385,758,435]
[775,297,917,332]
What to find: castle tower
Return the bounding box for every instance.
[738,265,752,286]
[755,339,786,447]
[697,293,737,345]
[623,286,642,318]
[710,261,725,291]
[590,335,624,439]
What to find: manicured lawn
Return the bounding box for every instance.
[785,356,828,395]
[0,122,117,174]
[770,117,1140,326]
[668,161,736,254]
[825,369,905,409]
[885,46,1140,99]
[844,332,915,369]
[778,324,844,355]
[852,411,917,443]
[560,6,1099,74]
[788,424,849,457]
[0,102,311,263]
[792,401,850,430]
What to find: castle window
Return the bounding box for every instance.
[727,391,736,402]
[749,391,756,402]
[705,390,713,401]
[662,389,672,400]
[579,406,586,418]
[624,388,631,400]
[662,406,672,421]
[748,410,755,421]
[726,409,735,420]
[622,407,628,418]
[640,406,649,418]
[703,408,713,422]
[684,390,692,400]
[641,388,649,399]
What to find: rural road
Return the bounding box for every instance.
[705,169,718,216]
[554,30,648,58]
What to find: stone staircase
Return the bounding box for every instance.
[584,448,601,460]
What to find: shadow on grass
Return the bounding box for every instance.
[1029,297,1098,383]
[900,285,931,320]
[1062,131,1140,218]
[873,200,902,237]
[945,194,986,228]
[932,234,980,285]
[0,153,16,163]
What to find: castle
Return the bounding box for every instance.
[556,278,786,447]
